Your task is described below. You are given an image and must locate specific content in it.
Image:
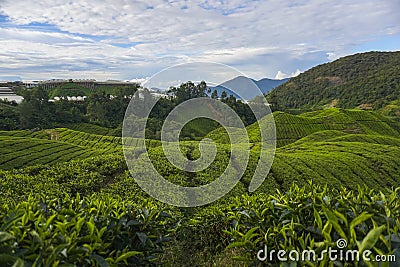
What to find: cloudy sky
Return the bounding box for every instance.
[0,0,399,82]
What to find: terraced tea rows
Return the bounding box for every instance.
[0,136,101,169]
[55,128,122,151]
[0,127,165,169]
[271,141,400,192]
[59,122,121,136]
[0,129,49,139]
[0,108,399,265]
[208,108,400,147]
[292,130,400,146]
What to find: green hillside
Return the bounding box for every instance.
[180,118,219,140]
[59,122,122,136]
[207,108,400,147]
[0,135,102,169]
[0,108,399,265]
[267,51,400,111]
[49,82,91,98]
[1,120,399,196]
[0,127,165,169]
[0,128,120,169]
[1,122,399,265]
[47,83,138,98]
[2,108,399,185]
[0,129,121,152]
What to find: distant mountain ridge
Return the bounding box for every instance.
[209,76,289,100]
[266,51,400,111]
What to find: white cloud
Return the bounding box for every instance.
[130,77,149,85]
[292,69,302,77]
[274,69,302,80]
[0,0,399,80]
[274,71,286,80]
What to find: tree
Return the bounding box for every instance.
[53,99,85,123]
[168,81,208,104]
[86,92,109,126]
[211,90,218,99]
[220,91,227,100]
[0,101,19,130]
[18,87,52,129]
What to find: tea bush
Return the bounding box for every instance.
[0,194,176,266]
[223,183,400,266]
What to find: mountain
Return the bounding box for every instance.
[267,51,400,111]
[255,77,290,93]
[209,76,288,100]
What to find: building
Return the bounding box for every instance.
[22,80,41,89]
[0,81,11,87]
[38,79,138,90]
[39,79,96,90]
[50,96,87,102]
[0,87,24,103]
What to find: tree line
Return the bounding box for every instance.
[0,81,256,138]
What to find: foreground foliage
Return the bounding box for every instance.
[0,194,175,266]
[223,183,400,266]
[0,183,399,266]
[0,107,399,265]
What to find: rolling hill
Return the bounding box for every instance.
[1,108,398,194]
[0,127,164,169]
[0,135,102,169]
[267,51,400,111]
[0,108,399,265]
[2,108,398,192]
[206,108,400,146]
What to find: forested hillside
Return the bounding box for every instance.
[267,51,400,111]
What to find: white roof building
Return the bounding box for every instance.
[0,87,24,103]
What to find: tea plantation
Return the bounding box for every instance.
[0,108,399,266]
